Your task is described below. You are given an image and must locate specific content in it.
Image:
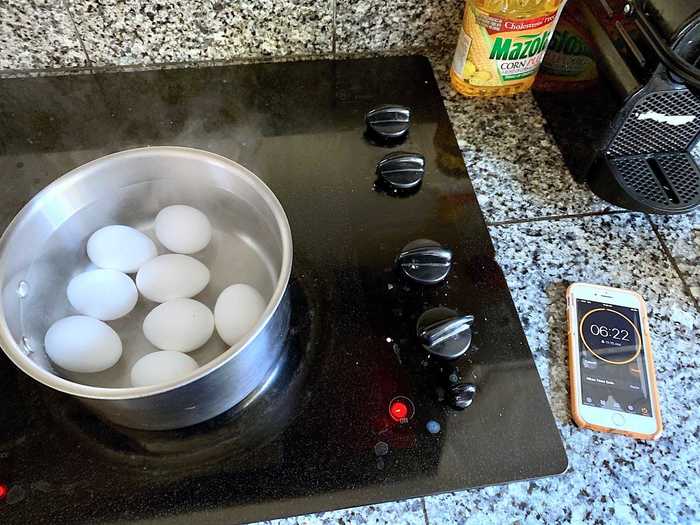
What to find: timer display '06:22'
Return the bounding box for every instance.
[588,324,630,341]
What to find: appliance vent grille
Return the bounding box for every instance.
[612,157,668,205]
[657,155,700,202]
[611,154,700,209]
[608,90,700,156]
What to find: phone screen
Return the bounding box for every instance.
[576,299,652,417]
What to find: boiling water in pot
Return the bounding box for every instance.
[19,179,278,389]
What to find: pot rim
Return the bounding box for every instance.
[0,146,293,400]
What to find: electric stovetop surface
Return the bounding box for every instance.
[0,56,567,524]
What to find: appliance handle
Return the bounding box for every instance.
[625,0,700,89]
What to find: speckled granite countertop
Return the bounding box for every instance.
[258,50,700,525]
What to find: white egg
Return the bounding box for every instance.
[143,298,214,352]
[214,284,267,346]
[130,351,199,387]
[67,269,138,321]
[87,225,157,273]
[136,254,210,303]
[44,316,122,373]
[155,205,212,254]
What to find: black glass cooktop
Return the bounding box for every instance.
[0,56,567,524]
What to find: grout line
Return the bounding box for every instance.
[331,0,337,57]
[0,65,95,79]
[421,498,431,525]
[88,53,335,74]
[61,0,94,69]
[645,214,700,309]
[486,209,631,227]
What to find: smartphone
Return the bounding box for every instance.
[567,283,662,439]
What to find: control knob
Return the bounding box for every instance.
[417,307,477,410]
[396,239,452,284]
[365,104,411,143]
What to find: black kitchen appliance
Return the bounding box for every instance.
[534,0,700,214]
[0,56,567,524]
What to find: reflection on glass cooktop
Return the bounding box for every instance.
[0,56,567,525]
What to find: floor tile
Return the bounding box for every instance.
[0,1,87,70]
[426,49,614,223]
[651,210,700,302]
[67,0,333,66]
[260,498,426,525]
[335,0,462,54]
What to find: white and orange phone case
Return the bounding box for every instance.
[566,283,662,440]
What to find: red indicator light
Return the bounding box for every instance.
[0,483,7,500]
[390,401,409,421]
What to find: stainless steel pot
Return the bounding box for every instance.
[0,147,292,430]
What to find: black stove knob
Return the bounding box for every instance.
[447,382,477,410]
[377,152,425,191]
[396,239,452,284]
[365,105,411,142]
[416,307,474,360]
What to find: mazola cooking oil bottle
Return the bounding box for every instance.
[450,0,568,97]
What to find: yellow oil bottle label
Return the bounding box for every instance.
[451,2,565,94]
